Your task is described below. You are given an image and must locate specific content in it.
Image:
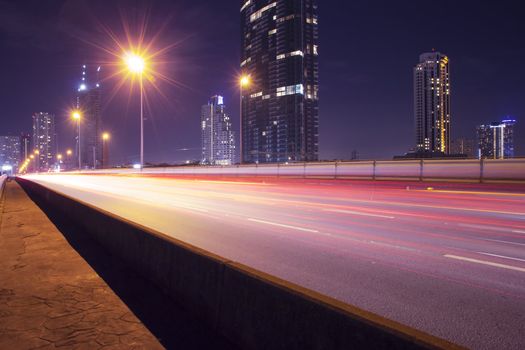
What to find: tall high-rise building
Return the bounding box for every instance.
[477,119,516,159]
[201,95,236,165]
[0,136,21,172]
[32,112,56,171]
[240,0,319,163]
[414,52,451,154]
[77,65,102,169]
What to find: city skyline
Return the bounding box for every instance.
[0,0,523,164]
[1,3,525,349]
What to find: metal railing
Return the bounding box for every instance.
[71,158,525,183]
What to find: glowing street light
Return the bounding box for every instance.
[125,53,145,74]
[124,51,146,170]
[240,75,250,88]
[66,149,73,156]
[72,110,82,170]
[102,132,110,168]
[239,74,251,163]
[57,154,63,161]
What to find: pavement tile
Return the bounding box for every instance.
[0,181,163,349]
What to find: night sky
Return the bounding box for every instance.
[1,0,523,164]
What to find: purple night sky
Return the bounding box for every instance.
[1,0,523,164]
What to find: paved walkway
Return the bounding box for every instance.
[0,180,164,349]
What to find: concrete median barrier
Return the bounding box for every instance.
[17,177,462,350]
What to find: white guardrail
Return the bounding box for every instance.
[68,158,525,182]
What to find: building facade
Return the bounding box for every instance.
[450,138,475,158]
[477,119,516,159]
[240,0,319,163]
[77,65,102,169]
[201,95,236,165]
[0,136,21,172]
[414,52,451,154]
[32,112,56,171]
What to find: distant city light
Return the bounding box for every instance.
[78,84,87,91]
[133,163,142,169]
[2,165,13,171]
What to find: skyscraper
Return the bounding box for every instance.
[77,65,102,169]
[240,0,319,163]
[477,119,516,159]
[32,112,56,171]
[414,52,451,154]
[201,95,236,165]
[0,136,21,172]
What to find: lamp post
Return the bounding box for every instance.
[66,149,73,171]
[102,132,110,168]
[34,149,40,172]
[124,53,146,169]
[239,75,250,164]
[72,111,81,170]
[57,154,62,171]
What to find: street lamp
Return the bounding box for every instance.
[72,111,81,169]
[33,149,40,172]
[102,132,110,168]
[124,52,146,169]
[239,74,251,164]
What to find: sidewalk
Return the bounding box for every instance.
[0,179,163,349]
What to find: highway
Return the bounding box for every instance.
[23,174,525,349]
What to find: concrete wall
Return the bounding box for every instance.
[62,158,525,183]
[17,177,462,350]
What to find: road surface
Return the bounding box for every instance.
[23,174,525,349]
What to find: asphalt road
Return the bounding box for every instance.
[24,174,525,349]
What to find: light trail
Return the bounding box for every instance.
[21,174,525,350]
[322,208,395,219]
